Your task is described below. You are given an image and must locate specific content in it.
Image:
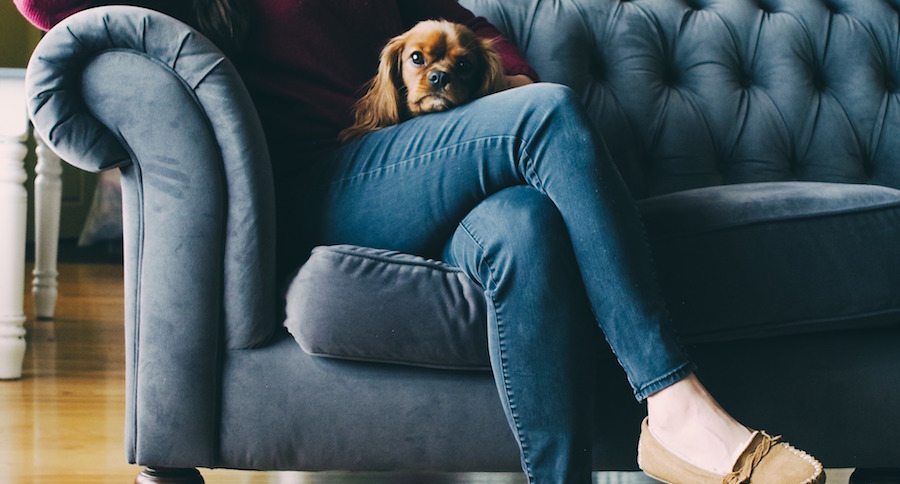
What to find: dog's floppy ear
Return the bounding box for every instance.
[339,35,408,142]
[477,38,506,97]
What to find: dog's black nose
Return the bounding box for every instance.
[428,70,450,89]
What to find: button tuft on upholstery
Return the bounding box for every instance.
[590,58,606,82]
[755,0,777,14]
[822,0,843,14]
[786,155,800,177]
[886,71,899,93]
[738,68,754,89]
[661,62,681,87]
[684,0,706,10]
[810,68,827,91]
[863,159,874,179]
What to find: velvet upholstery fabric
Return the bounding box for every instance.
[285,245,489,370]
[288,182,900,368]
[27,6,278,466]
[462,0,900,198]
[23,0,900,474]
[217,326,900,471]
[641,181,900,341]
[28,6,278,353]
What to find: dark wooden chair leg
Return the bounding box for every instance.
[850,468,900,484]
[135,467,204,484]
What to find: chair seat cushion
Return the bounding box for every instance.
[285,181,900,368]
[284,245,490,370]
[640,182,900,342]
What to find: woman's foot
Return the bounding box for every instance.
[641,373,824,483]
[645,373,754,474]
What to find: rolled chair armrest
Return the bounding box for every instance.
[26,6,277,467]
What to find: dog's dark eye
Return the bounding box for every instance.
[457,59,471,72]
[411,52,425,65]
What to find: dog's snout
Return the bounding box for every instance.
[428,70,450,89]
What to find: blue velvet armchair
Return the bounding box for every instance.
[25,0,900,481]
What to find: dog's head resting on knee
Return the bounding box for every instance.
[339,20,505,142]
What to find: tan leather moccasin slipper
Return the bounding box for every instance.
[637,418,825,484]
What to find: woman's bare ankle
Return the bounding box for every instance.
[645,373,751,474]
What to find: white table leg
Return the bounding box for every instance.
[33,135,62,320]
[1,68,30,379]
[0,133,28,380]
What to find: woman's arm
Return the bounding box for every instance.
[14,0,188,31]
[397,0,539,84]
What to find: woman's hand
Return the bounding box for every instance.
[503,74,535,90]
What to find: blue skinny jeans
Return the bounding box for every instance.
[292,83,695,483]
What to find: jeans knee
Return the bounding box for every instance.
[514,83,582,121]
[509,84,605,177]
[459,187,568,286]
[521,83,578,106]
[475,186,562,241]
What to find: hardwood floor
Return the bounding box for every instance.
[0,263,854,483]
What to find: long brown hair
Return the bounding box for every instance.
[191,0,249,57]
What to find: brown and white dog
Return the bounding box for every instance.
[339,20,505,142]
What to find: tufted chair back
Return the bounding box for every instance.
[461,0,900,198]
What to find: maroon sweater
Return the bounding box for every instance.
[15,0,538,168]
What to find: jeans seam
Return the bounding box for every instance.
[520,127,693,403]
[519,136,641,397]
[630,196,690,359]
[458,220,536,484]
[327,135,522,187]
